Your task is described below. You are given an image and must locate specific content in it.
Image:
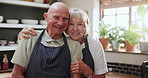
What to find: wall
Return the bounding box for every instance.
[57,0,100,38]
[105,52,148,76]
[105,52,148,65]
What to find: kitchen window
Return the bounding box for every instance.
[103,7,129,29]
[101,4,148,41]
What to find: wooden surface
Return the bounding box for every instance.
[0,72,141,78]
[0,72,11,78]
[106,72,140,78]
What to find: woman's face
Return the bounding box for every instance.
[67,18,86,43]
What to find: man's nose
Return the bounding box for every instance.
[57,19,65,26]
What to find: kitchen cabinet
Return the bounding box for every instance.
[0,0,49,29]
[0,0,50,72]
[0,0,50,45]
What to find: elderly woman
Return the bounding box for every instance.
[18,8,108,78]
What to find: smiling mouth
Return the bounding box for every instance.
[71,32,79,36]
[55,26,64,29]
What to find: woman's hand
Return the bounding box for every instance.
[70,56,93,77]
[18,27,37,40]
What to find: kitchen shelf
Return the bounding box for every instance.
[0,46,17,51]
[0,69,12,73]
[0,23,46,29]
[0,0,50,9]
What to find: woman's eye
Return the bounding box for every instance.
[78,23,83,26]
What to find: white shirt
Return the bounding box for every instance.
[81,36,108,75]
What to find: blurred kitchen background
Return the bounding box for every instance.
[0,0,148,78]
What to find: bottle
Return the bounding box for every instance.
[2,54,9,70]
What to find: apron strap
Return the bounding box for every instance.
[37,29,46,43]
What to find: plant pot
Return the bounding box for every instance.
[124,40,138,52]
[111,40,120,52]
[44,0,56,4]
[34,0,44,3]
[140,42,148,52]
[99,38,109,50]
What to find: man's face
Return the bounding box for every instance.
[44,8,69,37]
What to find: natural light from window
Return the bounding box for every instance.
[102,5,148,41]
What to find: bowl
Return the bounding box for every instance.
[7,41,17,46]
[6,19,19,24]
[21,19,38,25]
[0,16,3,23]
[40,20,47,25]
[0,40,7,46]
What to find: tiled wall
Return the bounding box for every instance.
[107,62,141,76]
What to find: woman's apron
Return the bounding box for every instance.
[25,29,71,78]
[82,37,94,78]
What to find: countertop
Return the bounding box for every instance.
[0,72,141,78]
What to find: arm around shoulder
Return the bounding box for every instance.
[11,64,26,78]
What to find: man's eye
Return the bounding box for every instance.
[70,23,74,26]
[63,18,69,21]
[54,16,59,19]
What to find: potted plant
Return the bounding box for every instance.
[108,26,125,52]
[136,5,148,52]
[137,5,148,37]
[97,21,111,50]
[123,24,142,52]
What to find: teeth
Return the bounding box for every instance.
[72,32,78,36]
[55,26,63,29]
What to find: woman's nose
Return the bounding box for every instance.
[73,24,78,30]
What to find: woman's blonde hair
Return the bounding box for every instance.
[69,8,90,36]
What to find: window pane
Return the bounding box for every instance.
[104,8,116,15]
[145,13,148,26]
[103,15,115,28]
[131,6,139,23]
[117,7,129,14]
[131,5,148,28]
[117,15,129,29]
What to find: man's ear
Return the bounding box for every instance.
[43,13,47,21]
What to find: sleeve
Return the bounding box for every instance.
[71,41,83,62]
[67,38,83,62]
[92,41,108,75]
[11,35,37,68]
[11,38,29,68]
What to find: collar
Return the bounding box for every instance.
[43,30,64,45]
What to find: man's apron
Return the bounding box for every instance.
[82,37,94,78]
[25,29,71,78]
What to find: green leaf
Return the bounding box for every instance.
[108,26,125,43]
[128,38,141,45]
[124,30,142,45]
[129,24,141,32]
[137,5,146,18]
[98,21,111,38]
[143,25,148,34]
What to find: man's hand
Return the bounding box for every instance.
[18,27,37,40]
[11,64,26,78]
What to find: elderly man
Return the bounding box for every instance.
[11,2,82,78]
